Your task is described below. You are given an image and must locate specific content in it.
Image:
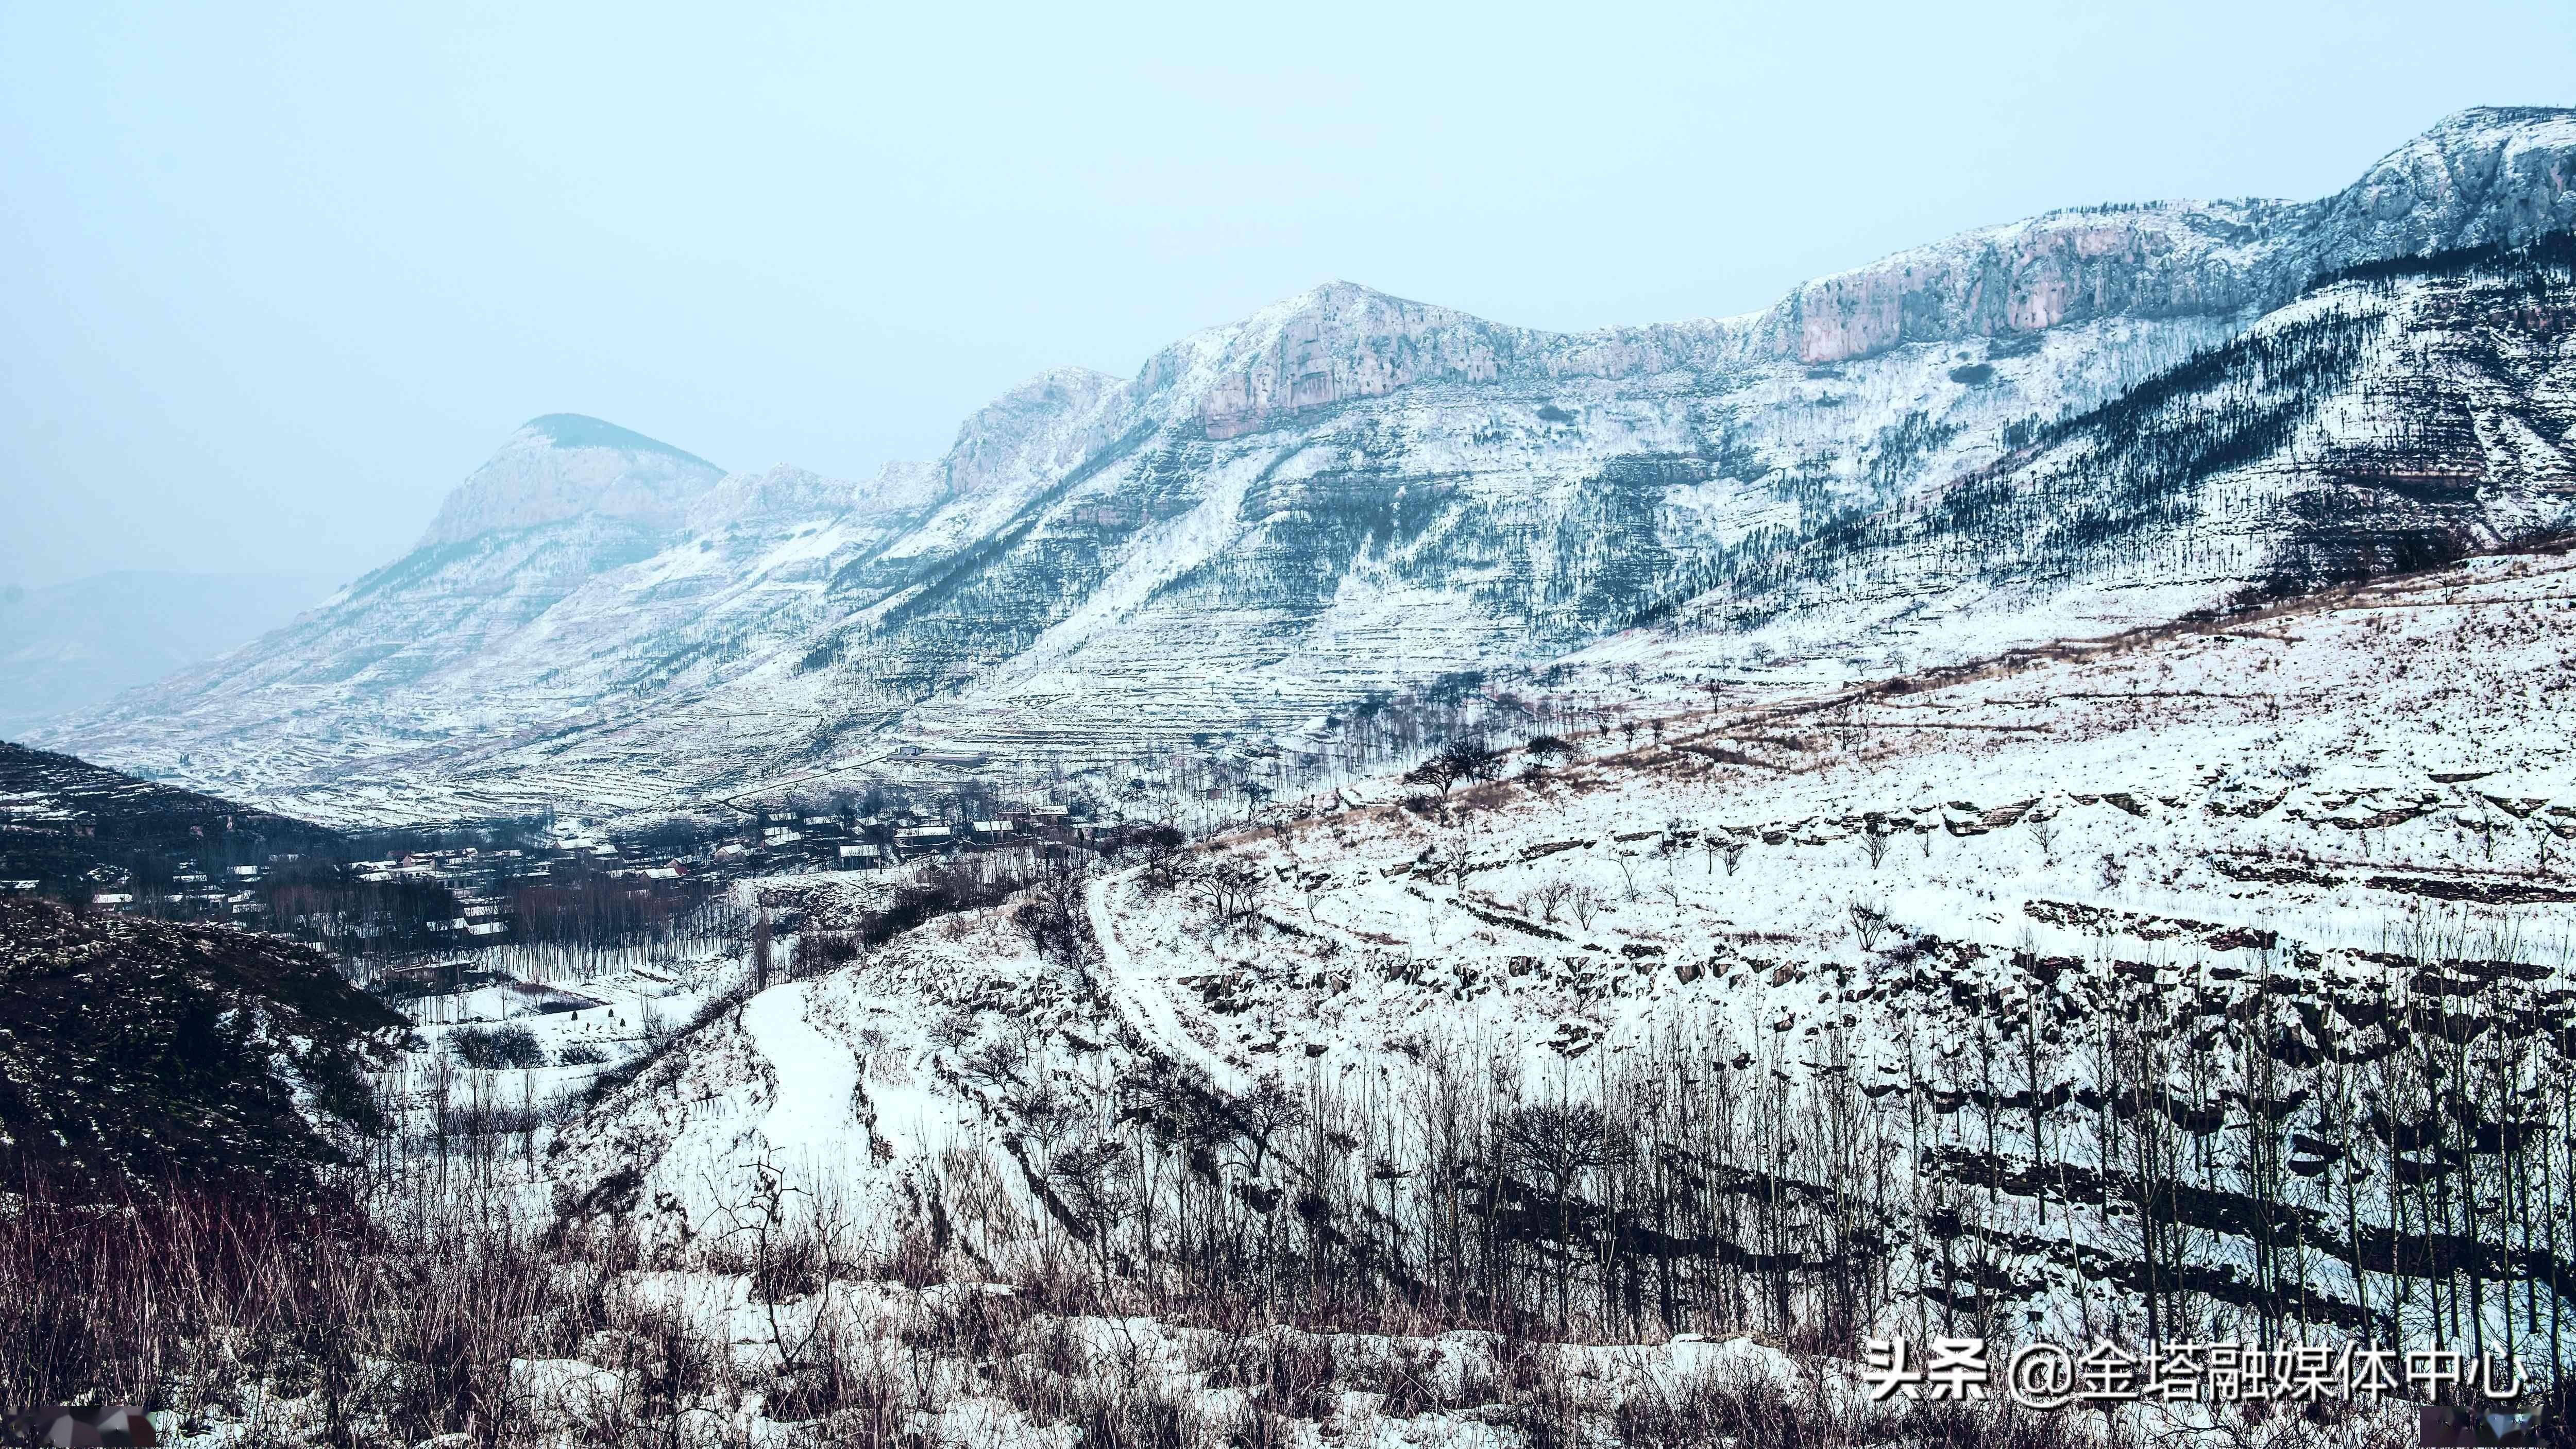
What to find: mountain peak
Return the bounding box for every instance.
[1283,277,1401,306]
[1129,281,1518,438]
[2312,105,2576,267]
[2420,104,2576,138]
[1251,279,1454,329]
[517,414,722,472]
[416,415,727,549]
[941,368,1128,502]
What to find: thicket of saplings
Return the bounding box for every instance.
[0,1136,2418,1447]
[995,865,2576,1405]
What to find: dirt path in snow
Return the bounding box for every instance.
[740,981,862,1164]
[1086,875,1245,1095]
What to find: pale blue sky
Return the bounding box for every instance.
[3,1,2570,589]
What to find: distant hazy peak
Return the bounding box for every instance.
[417,414,727,549]
[518,413,722,471]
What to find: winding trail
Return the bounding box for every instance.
[739,980,863,1160]
[1085,875,1246,1095]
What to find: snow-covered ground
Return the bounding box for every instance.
[411,540,2554,1386]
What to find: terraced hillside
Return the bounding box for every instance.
[532,534,2576,1368]
[0,740,341,893]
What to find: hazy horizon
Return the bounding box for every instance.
[0,568,340,732]
[5,1,2572,590]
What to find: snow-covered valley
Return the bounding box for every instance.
[11,102,2576,1449]
[257,532,2576,1445]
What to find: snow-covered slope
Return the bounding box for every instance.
[45,429,951,819]
[44,108,2576,823]
[1611,229,2576,686]
[541,535,2576,1356]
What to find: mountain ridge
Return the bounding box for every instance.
[42,107,2576,824]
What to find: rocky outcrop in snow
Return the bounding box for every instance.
[2306,105,2576,266]
[1752,107,2576,366]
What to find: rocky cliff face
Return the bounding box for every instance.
[1153,283,1520,438]
[942,367,1129,501]
[1744,107,2576,368]
[42,109,2576,823]
[2304,106,2576,265]
[1634,231,2576,686]
[1761,201,2295,364]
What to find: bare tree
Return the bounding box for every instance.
[1011,854,1093,963]
[1234,1075,1309,1178]
[1526,879,1574,923]
[1193,857,1266,935]
[1704,833,1747,877]
[1498,1100,1616,1322]
[1849,899,1893,950]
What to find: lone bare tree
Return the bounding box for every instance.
[1526,879,1575,923]
[1849,899,1893,950]
[1440,736,1501,786]
[1568,884,1602,930]
[1704,833,1747,876]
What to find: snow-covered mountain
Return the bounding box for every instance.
[43,107,2576,824]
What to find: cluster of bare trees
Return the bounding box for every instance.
[985,1024,1907,1350]
[2058,925,2576,1376]
[959,922,2576,1394]
[17,890,2570,1442]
